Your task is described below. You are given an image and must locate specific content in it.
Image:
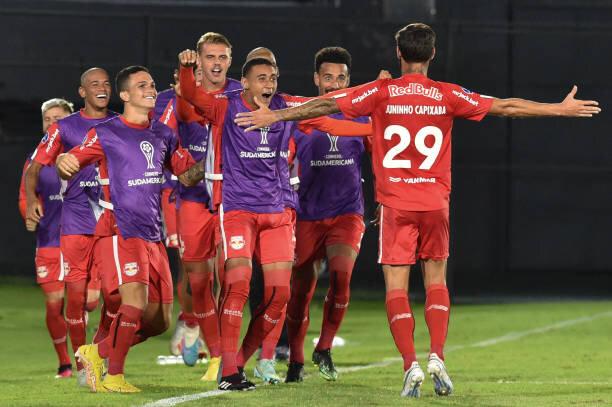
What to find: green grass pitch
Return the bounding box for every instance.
[1,279,611,406]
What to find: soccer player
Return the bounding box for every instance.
[234,23,601,397]
[284,47,370,383]
[58,65,204,393]
[179,50,297,391]
[170,32,242,379]
[24,67,116,385]
[18,98,73,378]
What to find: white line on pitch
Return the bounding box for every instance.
[140,310,612,407]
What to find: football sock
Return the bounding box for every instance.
[93,292,120,344]
[45,299,71,366]
[65,280,87,370]
[425,284,450,359]
[316,255,354,351]
[385,289,416,370]
[104,304,143,375]
[188,271,221,357]
[287,266,317,364]
[260,310,286,360]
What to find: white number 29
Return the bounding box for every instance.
[382,125,443,170]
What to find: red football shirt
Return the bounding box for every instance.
[336,73,493,211]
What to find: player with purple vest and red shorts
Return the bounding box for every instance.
[19,98,74,379]
[25,68,116,385]
[57,65,204,393]
[235,22,601,398]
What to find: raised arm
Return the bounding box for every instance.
[235,98,340,132]
[178,50,223,122]
[488,86,600,118]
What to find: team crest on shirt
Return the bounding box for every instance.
[63,262,70,276]
[327,134,340,152]
[230,235,245,250]
[37,266,48,278]
[140,141,156,169]
[259,127,270,145]
[124,262,139,277]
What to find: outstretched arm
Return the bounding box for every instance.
[489,86,600,118]
[235,97,340,132]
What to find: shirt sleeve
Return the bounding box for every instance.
[69,128,105,167]
[334,80,384,119]
[179,66,226,125]
[443,82,493,121]
[165,135,196,176]
[159,97,178,132]
[31,123,65,165]
[288,136,297,165]
[176,94,206,124]
[298,116,372,137]
[18,159,29,219]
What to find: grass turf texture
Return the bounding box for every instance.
[0,280,611,406]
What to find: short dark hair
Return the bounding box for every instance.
[241,58,276,77]
[395,23,436,63]
[314,46,352,74]
[115,65,149,93]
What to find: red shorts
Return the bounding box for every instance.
[254,208,296,263]
[378,206,449,265]
[295,213,365,267]
[60,234,97,283]
[220,207,294,264]
[35,247,64,293]
[161,189,179,249]
[177,200,218,262]
[96,235,174,304]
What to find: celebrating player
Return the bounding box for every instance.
[285,46,370,383]
[24,68,116,385]
[234,22,601,397]
[58,65,204,393]
[18,98,74,379]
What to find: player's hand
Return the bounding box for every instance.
[171,69,182,97]
[234,97,278,132]
[377,70,392,80]
[559,86,601,117]
[26,200,43,223]
[178,50,198,68]
[56,153,80,180]
[25,218,38,232]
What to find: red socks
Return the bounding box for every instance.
[45,299,71,366]
[65,280,87,370]
[425,284,450,359]
[93,293,120,344]
[237,268,290,367]
[286,267,317,364]
[260,309,286,360]
[316,255,354,351]
[386,289,416,371]
[219,266,251,377]
[99,304,143,375]
[188,271,221,357]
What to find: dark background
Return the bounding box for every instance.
[2,0,611,296]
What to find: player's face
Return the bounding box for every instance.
[79,69,111,110]
[42,106,70,133]
[199,43,231,86]
[122,71,157,110]
[242,64,278,107]
[314,62,350,95]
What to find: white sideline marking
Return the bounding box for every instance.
[140,311,612,407]
[495,380,612,386]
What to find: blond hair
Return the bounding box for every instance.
[41,98,74,115]
[196,32,232,54]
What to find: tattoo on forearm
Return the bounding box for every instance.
[183,160,205,184]
[277,99,339,121]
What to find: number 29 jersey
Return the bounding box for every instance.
[336,73,493,211]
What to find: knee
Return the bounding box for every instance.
[266,285,290,313]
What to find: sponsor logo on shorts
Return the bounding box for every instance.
[36,266,48,278]
[140,140,156,169]
[230,235,245,250]
[63,262,70,276]
[388,84,443,101]
[123,262,139,277]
